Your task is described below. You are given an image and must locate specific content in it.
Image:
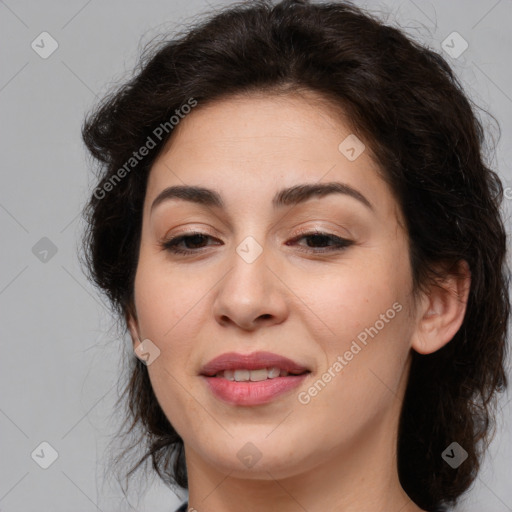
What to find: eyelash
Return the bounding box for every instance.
[160,229,354,255]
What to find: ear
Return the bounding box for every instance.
[411,260,471,355]
[125,304,141,351]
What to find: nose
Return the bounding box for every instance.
[212,240,289,331]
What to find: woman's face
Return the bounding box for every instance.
[129,91,420,480]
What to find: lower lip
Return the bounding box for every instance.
[201,374,309,406]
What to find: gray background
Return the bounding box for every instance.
[1,0,511,511]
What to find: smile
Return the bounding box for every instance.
[213,367,307,381]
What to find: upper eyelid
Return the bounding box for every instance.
[162,220,355,238]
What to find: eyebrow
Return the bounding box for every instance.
[150,182,374,213]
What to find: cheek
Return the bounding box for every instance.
[295,249,413,402]
[133,252,207,342]
[293,286,411,441]
[133,261,209,433]
[302,253,412,404]
[298,252,410,346]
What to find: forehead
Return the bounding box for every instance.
[144,92,398,221]
[156,91,360,161]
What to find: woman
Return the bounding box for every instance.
[80,1,510,511]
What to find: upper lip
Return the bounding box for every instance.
[199,351,311,377]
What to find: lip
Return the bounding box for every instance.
[199,351,310,376]
[199,351,311,406]
[201,373,309,406]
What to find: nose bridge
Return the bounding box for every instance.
[226,234,269,303]
[213,234,287,328]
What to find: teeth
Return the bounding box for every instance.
[268,367,281,378]
[217,367,289,381]
[234,369,250,381]
[223,370,235,381]
[247,369,268,381]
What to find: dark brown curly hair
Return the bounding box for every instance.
[80,1,510,510]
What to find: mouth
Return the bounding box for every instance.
[208,367,310,381]
[199,351,311,406]
[199,350,311,378]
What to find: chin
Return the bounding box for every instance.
[210,452,306,480]
[198,434,317,479]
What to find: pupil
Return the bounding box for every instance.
[187,234,207,248]
[308,234,329,247]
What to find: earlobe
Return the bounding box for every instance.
[411,260,471,355]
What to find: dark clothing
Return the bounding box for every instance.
[174,501,448,511]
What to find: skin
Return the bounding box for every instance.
[127,90,470,512]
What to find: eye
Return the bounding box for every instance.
[160,229,354,256]
[160,232,221,255]
[286,230,354,253]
